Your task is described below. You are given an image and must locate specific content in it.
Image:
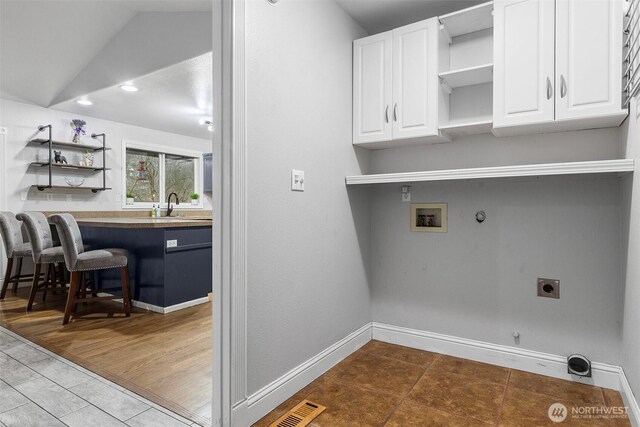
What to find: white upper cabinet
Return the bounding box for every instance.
[353,18,445,148]
[493,0,626,136]
[353,32,392,145]
[555,0,623,121]
[392,20,439,141]
[493,0,555,128]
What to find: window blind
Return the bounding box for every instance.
[625,0,640,105]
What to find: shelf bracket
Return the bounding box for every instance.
[37,124,53,190]
[439,77,453,94]
[439,24,452,44]
[91,133,107,192]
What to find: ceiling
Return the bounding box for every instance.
[335,0,486,34]
[0,0,212,139]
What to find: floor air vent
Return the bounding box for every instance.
[269,400,326,427]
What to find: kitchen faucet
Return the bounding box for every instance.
[166,192,179,217]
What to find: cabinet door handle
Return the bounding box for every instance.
[546,77,553,100]
[393,103,398,121]
[385,105,389,123]
[560,75,567,98]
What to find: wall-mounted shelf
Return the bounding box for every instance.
[439,119,493,138]
[345,159,635,185]
[31,185,112,193]
[30,138,111,152]
[439,63,493,90]
[439,1,494,39]
[30,162,111,172]
[30,125,110,193]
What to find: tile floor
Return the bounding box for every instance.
[0,327,202,427]
[253,340,632,427]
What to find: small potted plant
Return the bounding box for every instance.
[126,191,135,205]
[190,192,200,205]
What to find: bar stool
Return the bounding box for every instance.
[16,212,68,311]
[50,213,131,325]
[0,212,37,299]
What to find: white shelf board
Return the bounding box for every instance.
[439,63,493,89]
[439,119,493,137]
[345,159,635,185]
[439,1,494,38]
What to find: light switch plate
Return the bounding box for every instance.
[20,192,28,201]
[291,169,304,192]
[0,127,7,135]
[401,185,411,202]
[46,194,53,201]
[167,239,178,248]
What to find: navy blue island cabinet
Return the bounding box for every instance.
[79,224,212,310]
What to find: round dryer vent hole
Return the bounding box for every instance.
[537,278,560,299]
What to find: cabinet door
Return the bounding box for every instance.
[392,19,439,140]
[493,0,555,128]
[555,0,622,121]
[353,32,392,145]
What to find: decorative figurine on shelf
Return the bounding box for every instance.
[53,150,67,164]
[70,119,86,143]
[84,150,94,167]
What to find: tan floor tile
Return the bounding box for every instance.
[407,369,505,424]
[385,400,491,427]
[431,355,510,385]
[306,379,402,427]
[361,340,438,368]
[251,375,332,427]
[335,352,426,397]
[500,386,609,427]
[602,388,632,427]
[509,370,605,406]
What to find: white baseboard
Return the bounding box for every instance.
[620,368,640,427]
[96,293,210,314]
[230,321,639,427]
[132,297,210,314]
[232,322,372,426]
[372,322,621,390]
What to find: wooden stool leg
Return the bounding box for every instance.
[42,264,55,302]
[27,263,43,311]
[0,258,13,299]
[63,271,80,325]
[12,257,23,293]
[120,266,131,317]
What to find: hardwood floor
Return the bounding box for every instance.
[0,287,212,426]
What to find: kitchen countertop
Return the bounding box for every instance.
[75,217,212,229]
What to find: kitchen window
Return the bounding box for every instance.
[123,141,202,208]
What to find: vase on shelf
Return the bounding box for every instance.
[84,150,94,167]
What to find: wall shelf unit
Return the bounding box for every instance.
[345,159,635,185]
[29,124,110,193]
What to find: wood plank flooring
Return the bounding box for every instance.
[0,287,212,426]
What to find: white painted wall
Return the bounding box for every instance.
[621,96,640,402]
[0,98,212,213]
[368,128,625,365]
[245,0,371,395]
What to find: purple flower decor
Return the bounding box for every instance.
[70,119,86,143]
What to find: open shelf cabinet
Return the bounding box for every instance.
[438,2,494,139]
[345,160,635,185]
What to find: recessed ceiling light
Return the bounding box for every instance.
[120,84,139,92]
[76,99,93,106]
[207,125,214,132]
[198,118,207,125]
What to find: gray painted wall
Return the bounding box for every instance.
[368,129,625,365]
[621,97,640,401]
[245,0,371,395]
